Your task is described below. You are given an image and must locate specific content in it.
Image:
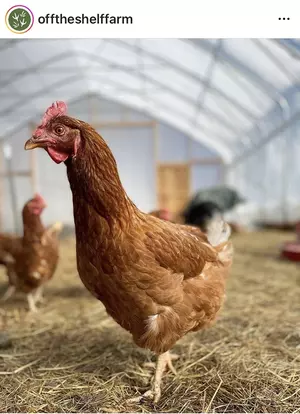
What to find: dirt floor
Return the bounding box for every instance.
[0,230,299,413]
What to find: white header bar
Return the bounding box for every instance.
[0,0,299,38]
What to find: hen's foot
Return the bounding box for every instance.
[143,352,179,375]
[128,351,178,404]
[34,287,44,304]
[27,293,38,312]
[127,389,159,404]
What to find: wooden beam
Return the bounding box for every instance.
[189,157,223,166]
[157,162,190,168]
[0,171,31,178]
[157,159,224,168]
[94,120,156,129]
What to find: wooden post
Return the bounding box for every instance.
[29,123,38,194]
[187,137,192,198]
[187,136,192,162]
[153,121,159,209]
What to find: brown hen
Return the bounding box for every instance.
[24,101,233,402]
[0,194,62,312]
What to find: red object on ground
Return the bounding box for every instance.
[281,221,300,262]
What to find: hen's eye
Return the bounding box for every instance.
[55,126,64,135]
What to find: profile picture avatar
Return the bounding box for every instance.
[5,5,34,34]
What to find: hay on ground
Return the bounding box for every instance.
[0,231,299,413]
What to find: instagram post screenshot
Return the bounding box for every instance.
[0,0,299,412]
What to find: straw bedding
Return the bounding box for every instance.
[0,230,299,413]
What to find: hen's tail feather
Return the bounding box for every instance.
[206,217,231,247]
[43,222,64,241]
[206,217,233,264]
[41,222,63,245]
[49,221,64,234]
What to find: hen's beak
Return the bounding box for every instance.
[24,138,44,150]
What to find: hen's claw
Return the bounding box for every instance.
[127,389,158,404]
[166,352,179,375]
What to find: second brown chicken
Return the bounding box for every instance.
[0,194,62,312]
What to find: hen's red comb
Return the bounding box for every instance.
[41,101,67,125]
[33,193,46,205]
[33,101,68,137]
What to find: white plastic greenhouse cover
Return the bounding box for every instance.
[1,38,300,164]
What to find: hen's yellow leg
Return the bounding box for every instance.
[128,351,178,404]
[34,286,44,304]
[27,292,38,312]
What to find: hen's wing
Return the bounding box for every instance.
[12,224,61,292]
[41,221,63,246]
[0,233,22,264]
[142,215,219,280]
[130,215,232,353]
